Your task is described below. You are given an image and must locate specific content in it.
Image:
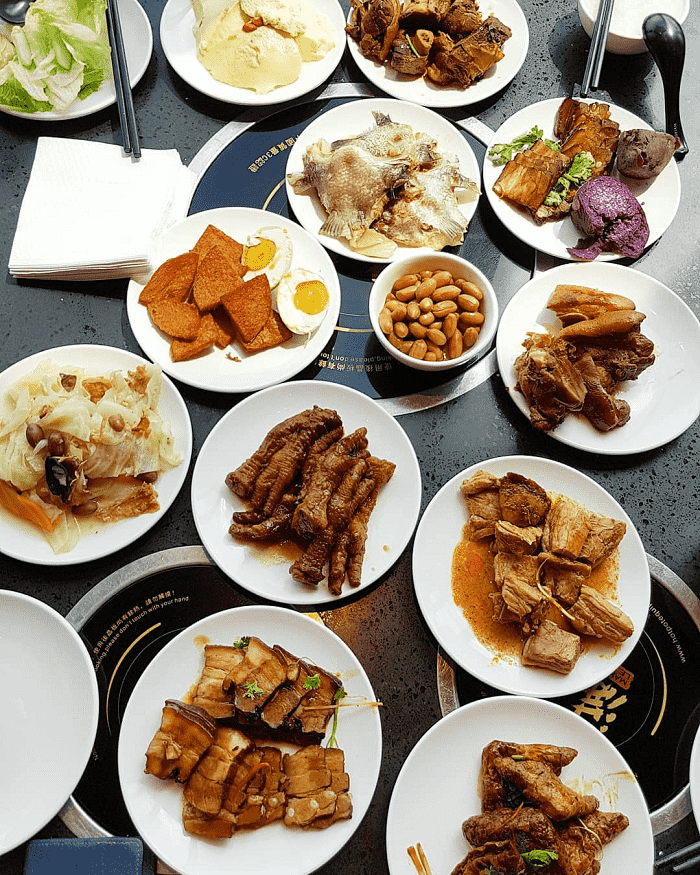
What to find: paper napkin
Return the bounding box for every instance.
[9,137,197,282]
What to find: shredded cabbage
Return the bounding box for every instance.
[0,0,111,114]
[0,360,182,553]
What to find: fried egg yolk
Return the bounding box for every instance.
[277,268,330,335]
[242,226,293,290]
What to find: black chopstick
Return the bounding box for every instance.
[106,0,140,159]
[581,0,615,97]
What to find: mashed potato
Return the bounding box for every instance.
[192,0,335,93]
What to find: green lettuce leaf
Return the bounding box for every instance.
[543,150,595,206]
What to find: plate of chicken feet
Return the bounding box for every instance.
[412,454,649,698]
[191,380,422,604]
[386,696,654,875]
[285,97,480,262]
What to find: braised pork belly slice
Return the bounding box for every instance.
[289,663,344,744]
[541,495,591,559]
[493,139,570,212]
[493,755,598,822]
[224,746,286,829]
[521,619,582,674]
[283,746,352,829]
[182,800,235,839]
[568,585,634,643]
[495,553,542,619]
[144,699,216,782]
[183,727,251,815]
[222,636,289,717]
[539,553,590,606]
[499,472,551,528]
[494,520,542,555]
[451,839,527,875]
[480,741,579,810]
[191,644,243,719]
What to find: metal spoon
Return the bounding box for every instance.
[643,13,689,157]
[0,0,33,25]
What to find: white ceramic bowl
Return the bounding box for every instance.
[369,253,498,372]
[0,591,99,854]
[577,0,689,54]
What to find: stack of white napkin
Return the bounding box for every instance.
[9,137,198,282]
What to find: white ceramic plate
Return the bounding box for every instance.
[159,0,345,106]
[0,0,152,120]
[0,345,192,566]
[496,261,700,453]
[482,97,681,260]
[285,97,481,263]
[412,454,649,698]
[386,696,654,875]
[347,0,529,108]
[192,381,422,603]
[118,604,382,875]
[126,208,342,394]
[689,721,700,834]
[0,590,99,854]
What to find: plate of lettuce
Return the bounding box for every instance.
[0,0,152,118]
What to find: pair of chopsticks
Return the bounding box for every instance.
[105,0,140,159]
[581,0,615,97]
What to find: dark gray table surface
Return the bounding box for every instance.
[1,0,699,871]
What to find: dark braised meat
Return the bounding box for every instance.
[461,469,502,539]
[499,472,551,527]
[144,699,217,782]
[556,809,630,871]
[224,745,286,829]
[222,636,289,717]
[451,838,527,875]
[346,0,401,62]
[462,807,559,851]
[426,16,512,87]
[441,0,482,34]
[493,755,599,821]
[538,553,590,606]
[480,740,579,810]
[389,29,434,75]
[399,0,450,29]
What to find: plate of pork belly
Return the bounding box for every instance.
[412,455,649,698]
[385,696,654,875]
[496,261,700,453]
[482,96,681,261]
[345,0,529,108]
[191,381,422,604]
[118,605,382,875]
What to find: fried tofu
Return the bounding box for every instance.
[148,298,202,339]
[239,310,293,353]
[220,273,272,343]
[170,313,220,362]
[192,244,242,313]
[138,251,199,305]
[192,224,247,276]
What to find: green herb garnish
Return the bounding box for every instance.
[543,150,595,206]
[326,687,346,748]
[521,849,559,867]
[304,674,321,691]
[242,680,264,699]
[405,33,420,57]
[488,126,560,165]
[233,636,250,649]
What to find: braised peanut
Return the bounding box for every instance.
[381,267,487,362]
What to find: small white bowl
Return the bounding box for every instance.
[369,253,498,372]
[0,591,99,854]
[577,0,689,54]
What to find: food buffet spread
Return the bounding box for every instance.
[1,0,700,873]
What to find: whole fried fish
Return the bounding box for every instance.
[288,138,410,251]
[332,110,439,169]
[375,157,480,249]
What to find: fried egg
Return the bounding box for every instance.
[242,226,293,292]
[276,268,330,335]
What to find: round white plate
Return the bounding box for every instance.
[159,0,345,106]
[0,0,153,120]
[347,0,529,108]
[386,696,654,875]
[496,261,700,454]
[285,97,481,263]
[482,97,681,260]
[412,454,649,698]
[192,381,422,603]
[126,207,342,394]
[0,590,99,854]
[689,721,700,833]
[0,344,192,566]
[118,604,382,875]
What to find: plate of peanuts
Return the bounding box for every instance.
[368,253,499,370]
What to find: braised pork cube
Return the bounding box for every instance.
[451,839,526,875]
[489,591,520,625]
[494,553,542,618]
[191,644,243,719]
[224,746,286,829]
[499,472,551,527]
[283,746,352,829]
[222,636,288,716]
[539,553,590,605]
[480,740,578,810]
[521,619,582,674]
[493,754,598,821]
[541,495,590,558]
[569,585,634,643]
[183,727,251,815]
[144,699,216,782]
[182,800,234,839]
[578,512,626,566]
[494,520,542,555]
[460,470,502,539]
